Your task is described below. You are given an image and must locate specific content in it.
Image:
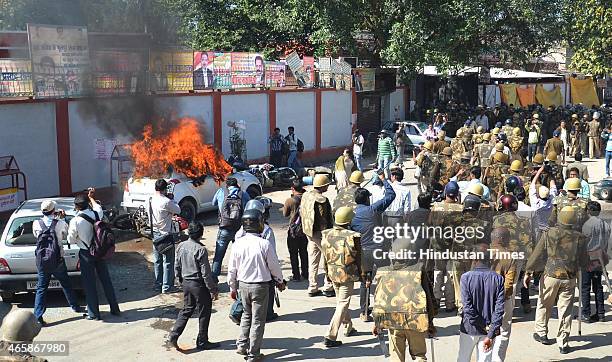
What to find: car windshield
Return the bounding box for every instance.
[413,122,429,133]
[4,216,73,246]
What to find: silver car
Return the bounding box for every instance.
[0,198,81,302]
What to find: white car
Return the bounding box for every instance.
[396,121,452,151]
[121,171,262,221]
[0,198,81,302]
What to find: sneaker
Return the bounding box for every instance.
[533,333,554,345]
[162,287,180,294]
[196,341,220,350]
[324,338,343,348]
[37,317,47,327]
[308,290,323,297]
[236,347,248,355]
[229,314,241,325]
[580,315,593,323]
[344,328,357,337]
[72,306,85,313]
[247,353,265,361]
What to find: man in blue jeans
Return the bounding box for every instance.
[211,177,250,282]
[376,130,396,178]
[68,191,120,320]
[151,179,181,293]
[601,124,612,176]
[32,200,82,325]
[285,126,300,171]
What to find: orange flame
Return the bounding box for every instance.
[130,118,232,182]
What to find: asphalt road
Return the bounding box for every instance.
[2,156,612,361]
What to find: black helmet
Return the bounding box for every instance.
[241,209,264,234]
[498,194,518,212]
[505,176,520,193]
[463,194,481,212]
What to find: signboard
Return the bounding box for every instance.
[0,59,33,97]
[213,52,232,89]
[264,61,286,88]
[318,57,332,88]
[479,65,491,84]
[286,51,309,87]
[91,50,144,95]
[331,60,352,90]
[94,138,117,160]
[0,188,19,212]
[27,24,90,98]
[231,52,265,88]
[149,49,193,92]
[354,68,375,92]
[303,56,315,88]
[193,51,215,89]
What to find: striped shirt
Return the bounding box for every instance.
[377,136,396,159]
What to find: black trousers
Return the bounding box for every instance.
[170,280,212,344]
[581,270,605,317]
[287,234,308,278]
[518,270,531,305]
[270,152,283,168]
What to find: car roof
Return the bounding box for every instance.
[11,197,77,218]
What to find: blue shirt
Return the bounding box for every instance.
[562,179,590,199]
[602,130,612,152]
[460,266,505,339]
[212,186,250,213]
[351,180,396,250]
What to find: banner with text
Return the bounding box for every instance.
[149,49,193,92]
[213,52,232,89]
[27,24,90,98]
[193,51,215,89]
[91,50,144,95]
[354,68,375,92]
[231,52,265,88]
[265,61,286,88]
[285,51,310,88]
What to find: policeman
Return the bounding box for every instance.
[333,170,364,213]
[321,207,363,347]
[499,160,527,200]
[429,181,462,312]
[474,133,493,167]
[484,152,510,202]
[508,127,523,162]
[416,141,437,192]
[546,152,565,187]
[435,147,459,186]
[501,119,514,136]
[450,129,467,161]
[0,310,46,362]
[372,261,435,362]
[548,177,588,230]
[300,174,335,297]
[432,130,449,154]
[524,206,588,354]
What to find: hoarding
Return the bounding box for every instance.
[193,51,215,89]
[264,61,286,88]
[231,52,265,88]
[149,49,193,92]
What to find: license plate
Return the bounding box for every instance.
[26,280,61,290]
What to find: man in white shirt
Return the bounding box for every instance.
[386,168,412,217]
[528,166,557,240]
[32,200,81,325]
[151,179,182,294]
[451,166,490,201]
[285,126,300,170]
[475,108,489,131]
[67,189,119,320]
[228,209,285,361]
[352,130,365,171]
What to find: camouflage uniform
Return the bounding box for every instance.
[484,163,509,202]
[0,341,47,362]
[430,202,463,310]
[300,189,334,294]
[332,184,358,214]
[508,135,523,162]
[322,226,363,341]
[501,125,514,136]
[548,195,588,231]
[417,152,439,192]
[432,139,449,154]
[435,157,460,186]
[373,263,433,362]
[475,142,494,167]
[526,224,588,349]
[450,138,467,162]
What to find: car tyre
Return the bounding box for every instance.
[246,185,262,199]
[601,189,609,200]
[179,199,197,222]
[1,292,15,303]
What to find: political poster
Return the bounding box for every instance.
[0,59,33,97]
[213,52,232,89]
[231,52,265,88]
[193,51,215,90]
[27,24,90,98]
[90,50,144,95]
[303,56,315,88]
[149,49,193,92]
[354,68,375,92]
[265,61,286,88]
[318,57,332,88]
[0,188,19,212]
[94,138,117,160]
[285,51,309,87]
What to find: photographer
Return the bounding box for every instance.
[32,200,82,325]
[151,179,181,294]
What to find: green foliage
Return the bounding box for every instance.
[564,0,611,75]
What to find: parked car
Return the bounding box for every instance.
[121,171,262,221]
[397,121,452,151]
[0,197,81,302]
[593,178,612,201]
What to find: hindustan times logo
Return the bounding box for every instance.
[373,224,486,244]
[373,248,526,261]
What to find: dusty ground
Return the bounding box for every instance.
[2,156,611,361]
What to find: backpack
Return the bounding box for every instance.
[219,192,243,229]
[288,196,305,239]
[80,211,116,260]
[297,139,304,153]
[35,219,62,273]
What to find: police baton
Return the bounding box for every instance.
[577,272,582,336]
[429,336,437,362]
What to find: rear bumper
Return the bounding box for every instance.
[0,272,82,293]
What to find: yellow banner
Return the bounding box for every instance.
[516,85,535,106]
[535,84,563,107]
[499,84,519,107]
[570,77,600,107]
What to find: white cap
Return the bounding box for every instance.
[538,186,550,199]
[41,200,56,213]
[593,112,600,119]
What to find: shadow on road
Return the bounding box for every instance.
[262,335,382,361]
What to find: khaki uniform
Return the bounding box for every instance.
[484,163,509,202]
[548,195,588,231]
[449,138,467,161]
[435,157,460,186]
[417,152,439,192]
[322,226,362,341]
[508,135,523,161]
[475,143,494,167]
[0,341,47,362]
[430,202,463,309]
[526,225,588,348]
[544,138,564,162]
[587,120,600,158]
[300,189,334,293]
[332,184,358,214]
[501,125,514,136]
[432,139,449,155]
[373,264,433,362]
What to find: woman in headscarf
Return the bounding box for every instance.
[334,148,357,190]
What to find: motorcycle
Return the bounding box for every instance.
[248,163,298,188]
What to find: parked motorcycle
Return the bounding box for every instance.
[248,163,298,188]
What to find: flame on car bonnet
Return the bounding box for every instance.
[130,118,232,182]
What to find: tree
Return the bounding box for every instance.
[382,0,564,80]
[564,0,611,75]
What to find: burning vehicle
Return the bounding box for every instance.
[121,118,261,221]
